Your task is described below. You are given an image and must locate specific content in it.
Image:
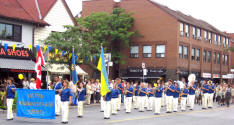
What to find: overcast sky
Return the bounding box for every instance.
[66,0,234,33]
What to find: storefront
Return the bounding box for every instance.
[212,74,221,83]
[121,67,166,82]
[0,46,46,88]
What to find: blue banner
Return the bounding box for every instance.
[16,89,55,119]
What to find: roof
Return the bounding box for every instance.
[148,0,227,36]
[0,0,76,26]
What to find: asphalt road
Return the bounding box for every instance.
[0,103,233,125]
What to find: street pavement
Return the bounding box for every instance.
[0,103,233,125]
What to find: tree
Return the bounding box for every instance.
[78,8,140,77]
[44,8,139,77]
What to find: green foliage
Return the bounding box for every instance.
[44,8,139,73]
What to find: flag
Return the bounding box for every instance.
[71,50,78,84]
[35,47,45,89]
[97,47,110,96]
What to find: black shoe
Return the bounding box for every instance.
[139,110,144,112]
[104,117,107,119]
[117,110,120,111]
[202,108,206,109]
[61,122,68,124]
[190,109,193,111]
[77,116,83,118]
[100,110,104,112]
[166,111,170,113]
[126,112,130,114]
[112,113,117,115]
[7,118,13,121]
[106,117,110,119]
[173,111,177,112]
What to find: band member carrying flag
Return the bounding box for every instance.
[97,47,111,119]
[72,48,79,85]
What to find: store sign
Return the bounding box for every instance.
[222,74,234,79]
[202,73,211,78]
[0,47,31,60]
[127,68,166,77]
[213,74,220,78]
[10,69,36,73]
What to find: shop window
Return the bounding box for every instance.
[191,48,195,60]
[203,50,207,62]
[184,46,188,59]
[179,45,183,58]
[196,49,200,61]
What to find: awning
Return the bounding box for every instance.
[47,64,88,75]
[0,58,46,71]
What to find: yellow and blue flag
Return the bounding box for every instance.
[97,47,110,96]
[72,51,78,84]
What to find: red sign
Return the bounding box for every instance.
[10,69,36,73]
[0,47,32,60]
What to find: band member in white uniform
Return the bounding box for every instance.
[188,81,196,110]
[181,84,189,111]
[165,79,175,113]
[138,83,147,112]
[125,82,134,113]
[147,84,154,111]
[133,82,140,109]
[111,83,120,115]
[154,82,163,115]
[173,82,180,112]
[201,80,209,109]
[77,82,86,117]
[104,90,112,119]
[60,80,72,124]
[2,77,16,120]
[207,81,215,108]
[53,76,62,116]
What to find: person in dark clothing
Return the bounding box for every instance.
[225,84,232,107]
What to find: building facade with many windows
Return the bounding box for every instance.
[82,0,231,82]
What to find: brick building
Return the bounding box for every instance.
[229,33,234,70]
[82,0,231,82]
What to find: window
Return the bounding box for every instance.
[156,45,165,58]
[196,49,200,61]
[227,38,229,48]
[218,35,221,45]
[222,54,225,64]
[130,46,139,58]
[180,23,184,36]
[213,52,216,64]
[197,28,201,39]
[223,37,226,47]
[208,32,212,43]
[217,53,220,64]
[192,27,196,39]
[192,48,195,60]
[203,50,207,62]
[184,46,188,59]
[143,45,152,58]
[214,34,217,44]
[185,24,189,37]
[0,22,21,42]
[208,51,211,62]
[225,55,228,65]
[179,45,183,58]
[204,30,208,40]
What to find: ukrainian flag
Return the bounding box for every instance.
[97,47,110,96]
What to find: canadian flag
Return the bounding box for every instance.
[35,47,45,89]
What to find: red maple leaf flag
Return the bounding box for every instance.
[35,47,45,89]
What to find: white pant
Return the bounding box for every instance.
[100,96,105,111]
[154,97,162,114]
[124,95,126,109]
[61,101,69,122]
[111,98,118,114]
[181,97,187,111]
[186,96,190,106]
[144,97,148,108]
[55,94,61,115]
[133,96,139,109]
[166,96,173,112]
[125,97,133,113]
[208,93,214,108]
[7,99,14,119]
[78,101,84,116]
[203,93,208,108]
[173,98,178,111]
[117,96,121,110]
[188,95,195,109]
[104,101,111,118]
[87,94,91,105]
[138,96,146,111]
[147,97,154,111]
[161,93,165,107]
